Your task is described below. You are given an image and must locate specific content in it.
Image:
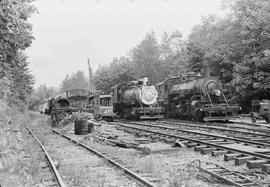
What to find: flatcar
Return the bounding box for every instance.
[88,93,116,121]
[156,72,240,121]
[112,77,164,119]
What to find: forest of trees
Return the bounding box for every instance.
[94,0,270,109]
[60,70,90,92]
[0,0,36,109]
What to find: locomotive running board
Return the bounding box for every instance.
[204,116,240,121]
[140,115,164,120]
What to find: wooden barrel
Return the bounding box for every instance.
[74,120,89,135]
[88,121,94,133]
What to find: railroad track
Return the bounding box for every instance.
[162,119,270,134]
[146,120,270,145]
[114,121,270,183]
[25,125,65,187]
[26,123,158,187]
[127,121,270,148]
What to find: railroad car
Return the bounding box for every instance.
[88,93,116,121]
[66,89,88,111]
[156,72,240,121]
[112,77,164,119]
[250,99,270,123]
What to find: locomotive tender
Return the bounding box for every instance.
[156,72,240,121]
[112,77,164,119]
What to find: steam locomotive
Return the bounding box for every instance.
[156,72,240,121]
[112,77,164,119]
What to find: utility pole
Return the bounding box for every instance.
[87,58,95,95]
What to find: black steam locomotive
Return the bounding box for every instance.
[156,72,240,121]
[112,77,164,119]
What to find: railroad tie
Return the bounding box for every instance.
[185,142,199,148]
[194,145,208,152]
[200,147,217,154]
[211,150,229,156]
[234,156,254,165]
[224,153,242,161]
[262,163,270,173]
[246,159,268,169]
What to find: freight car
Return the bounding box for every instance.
[112,77,164,119]
[88,93,116,121]
[156,72,240,121]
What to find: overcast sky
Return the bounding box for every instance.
[26,0,224,88]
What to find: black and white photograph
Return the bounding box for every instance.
[1,0,270,186]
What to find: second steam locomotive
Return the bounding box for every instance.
[156,72,240,121]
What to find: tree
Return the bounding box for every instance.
[0,0,36,107]
[131,31,162,83]
[28,84,58,110]
[160,30,187,78]
[94,57,136,93]
[226,0,270,97]
[60,70,89,92]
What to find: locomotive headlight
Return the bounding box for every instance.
[214,89,221,96]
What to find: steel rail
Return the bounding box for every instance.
[197,164,263,187]
[158,120,270,137]
[116,123,270,161]
[25,125,66,187]
[165,119,270,132]
[127,121,270,147]
[51,129,156,187]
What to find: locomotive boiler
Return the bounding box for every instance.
[112,77,164,119]
[157,73,240,121]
